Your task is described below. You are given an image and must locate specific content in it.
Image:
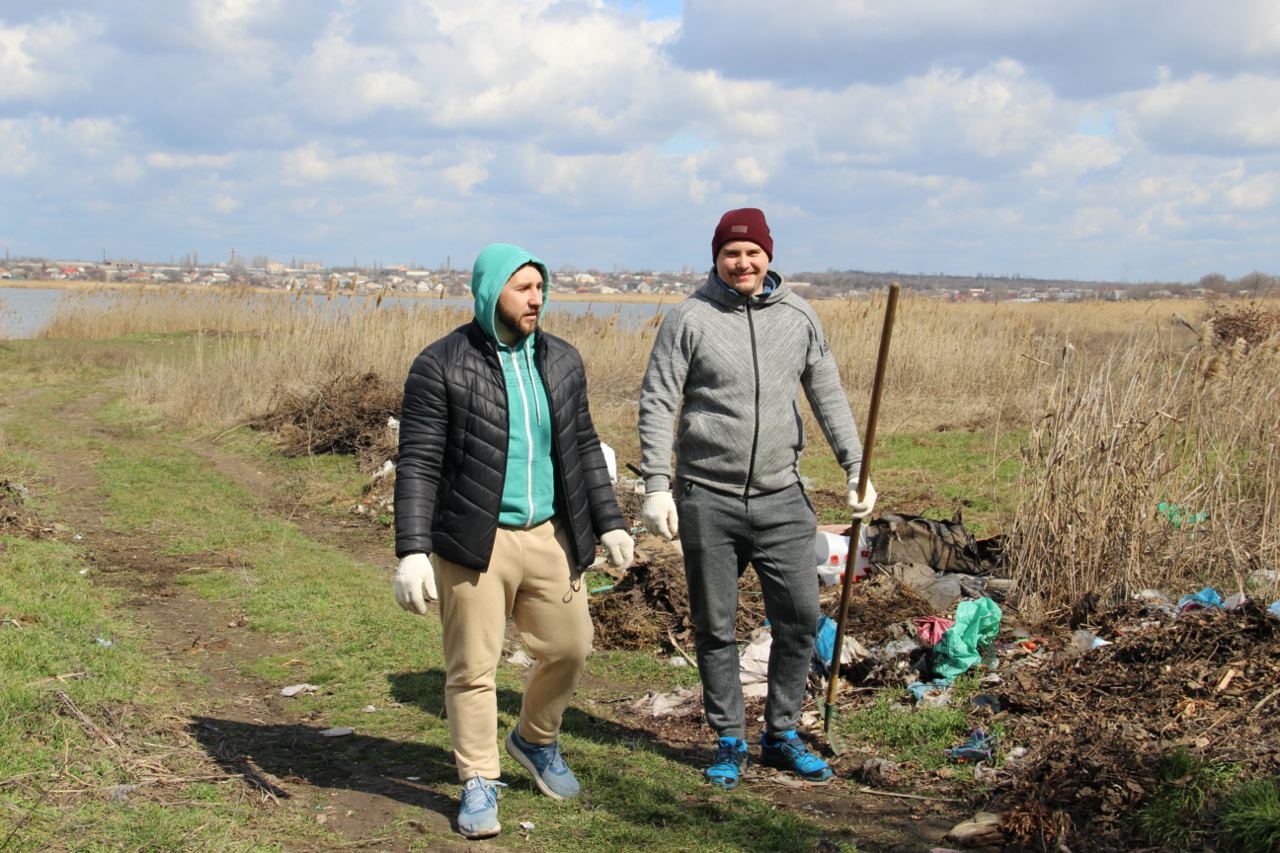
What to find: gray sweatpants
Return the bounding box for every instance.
[677,480,819,739]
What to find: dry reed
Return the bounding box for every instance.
[39,287,1280,610]
[1008,325,1280,618]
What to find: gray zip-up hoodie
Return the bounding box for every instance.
[639,269,863,497]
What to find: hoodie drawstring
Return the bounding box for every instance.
[525,345,542,426]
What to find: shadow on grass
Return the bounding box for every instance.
[188,714,458,820]
[385,669,855,853]
[188,670,861,851]
[386,668,703,770]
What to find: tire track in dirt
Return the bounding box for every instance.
[32,390,467,851]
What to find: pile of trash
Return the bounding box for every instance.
[589,537,767,650]
[987,591,1280,850]
[252,371,400,469]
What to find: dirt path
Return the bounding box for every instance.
[32,390,474,851]
[19,386,970,852]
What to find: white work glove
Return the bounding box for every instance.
[599,529,635,571]
[642,490,679,541]
[393,552,438,615]
[847,478,878,520]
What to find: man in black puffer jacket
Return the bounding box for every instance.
[392,242,633,840]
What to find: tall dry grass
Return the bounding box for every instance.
[43,287,1181,441]
[41,286,1280,610]
[1008,323,1280,617]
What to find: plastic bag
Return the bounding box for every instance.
[931,597,1002,681]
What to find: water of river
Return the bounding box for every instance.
[0,286,669,339]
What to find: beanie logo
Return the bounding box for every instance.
[731,225,749,234]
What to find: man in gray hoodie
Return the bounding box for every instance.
[638,208,876,788]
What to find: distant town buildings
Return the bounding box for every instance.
[0,256,1274,303]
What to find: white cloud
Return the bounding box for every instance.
[1026,136,1127,179]
[146,152,236,169]
[1,1,1278,280]
[1133,73,1280,153]
[0,15,98,102]
[1226,173,1278,211]
[210,193,241,214]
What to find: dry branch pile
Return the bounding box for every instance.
[251,372,399,469]
[1208,302,1280,349]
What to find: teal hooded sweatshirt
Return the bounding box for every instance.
[471,243,557,528]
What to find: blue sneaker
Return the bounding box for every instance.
[505,727,580,800]
[457,776,505,839]
[705,737,747,789]
[761,730,834,782]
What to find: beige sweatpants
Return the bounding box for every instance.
[434,518,594,782]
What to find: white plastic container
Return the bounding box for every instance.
[815,527,871,586]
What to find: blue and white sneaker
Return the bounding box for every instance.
[505,727,581,800]
[705,737,747,789]
[760,730,834,782]
[457,776,505,839]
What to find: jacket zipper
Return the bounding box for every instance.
[535,340,576,579]
[506,348,537,526]
[743,301,761,503]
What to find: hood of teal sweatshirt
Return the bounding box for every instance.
[471,243,550,343]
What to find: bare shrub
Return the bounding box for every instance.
[251,372,400,468]
[1207,301,1280,350]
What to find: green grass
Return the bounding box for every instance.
[835,677,997,773]
[801,429,1024,532]
[1220,778,1280,852]
[1136,747,1240,850]
[1,336,878,851]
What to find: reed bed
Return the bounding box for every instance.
[1008,323,1280,617]
[40,286,1280,613]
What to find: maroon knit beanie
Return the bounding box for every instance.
[712,208,773,261]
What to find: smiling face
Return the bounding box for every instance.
[715,240,771,296]
[494,263,545,343]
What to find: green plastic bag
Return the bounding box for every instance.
[932,597,1002,681]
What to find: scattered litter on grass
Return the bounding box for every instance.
[861,757,904,787]
[990,600,1280,851]
[1178,586,1223,612]
[945,728,996,763]
[740,630,772,699]
[1068,629,1110,653]
[506,649,535,668]
[106,784,137,804]
[280,683,319,697]
[1156,500,1209,528]
[631,687,699,717]
[907,678,953,706]
[912,615,954,646]
[930,597,1001,681]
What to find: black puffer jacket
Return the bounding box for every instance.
[394,320,624,573]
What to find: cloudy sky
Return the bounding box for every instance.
[2,0,1278,281]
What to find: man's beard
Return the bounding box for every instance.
[496,302,538,339]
